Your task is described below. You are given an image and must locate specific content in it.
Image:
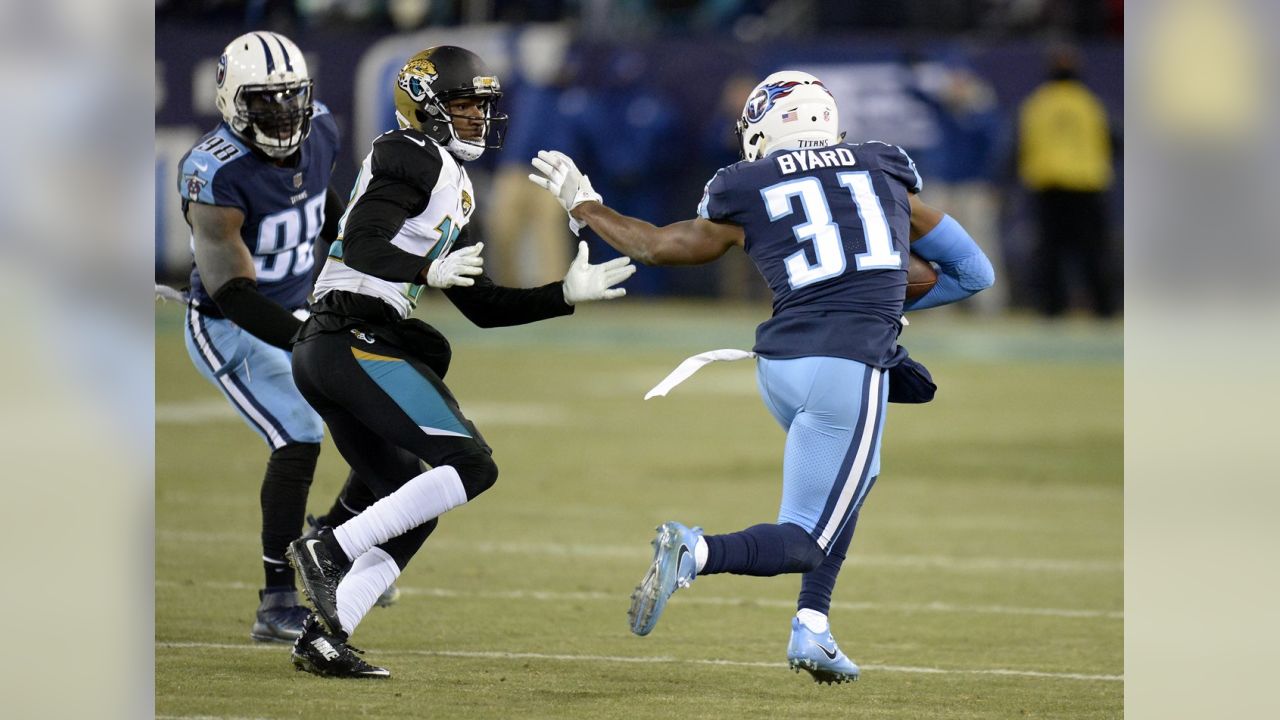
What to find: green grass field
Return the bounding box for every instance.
[156,299,1122,719]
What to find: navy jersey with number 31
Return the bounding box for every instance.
[698,141,922,367]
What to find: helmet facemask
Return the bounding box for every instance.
[413,83,507,162]
[233,81,314,159]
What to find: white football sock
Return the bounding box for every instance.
[796,608,829,634]
[334,465,467,561]
[336,547,400,636]
[694,535,708,572]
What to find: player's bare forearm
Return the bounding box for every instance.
[572,202,742,266]
[570,202,670,265]
[908,194,946,242]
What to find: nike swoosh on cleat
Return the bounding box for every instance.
[677,545,690,571]
[305,539,324,567]
[816,643,839,660]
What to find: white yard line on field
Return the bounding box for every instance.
[155,641,1121,682]
[156,716,268,720]
[155,578,1121,620]
[157,530,1120,573]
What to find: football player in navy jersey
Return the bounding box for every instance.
[283,46,635,679]
[530,71,995,683]
[177,31,395,645]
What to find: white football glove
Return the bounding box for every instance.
[426,242,485,288]
[528,150,602,236]
[562,241,636,305]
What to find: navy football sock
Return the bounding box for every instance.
[317,471,375,527]
[797,509,859,615]
[260,442,319,589]
[702,522,825,577]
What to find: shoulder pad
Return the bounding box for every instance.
[697,165,735,221]
[310,104,341,152]
[178,127,251,205]
[370,129,445,191]
[860,140,922,194]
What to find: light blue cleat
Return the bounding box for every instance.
[787,617,861,684]
[628,521,702,636]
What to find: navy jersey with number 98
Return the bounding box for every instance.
[177,102,341,313]
[697,141,922,367]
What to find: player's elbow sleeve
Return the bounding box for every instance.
[913,214,993,292]
[957,251,995,292]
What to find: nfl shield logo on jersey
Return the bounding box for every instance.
[293,172,304,188]
[185,174,207,201]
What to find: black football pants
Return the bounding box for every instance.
[291,327,498,570]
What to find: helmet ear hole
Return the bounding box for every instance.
[415,109,430,124]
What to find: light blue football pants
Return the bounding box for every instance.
[756,355,888,551]
[183,305,324,450]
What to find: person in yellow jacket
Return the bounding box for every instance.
[1019,47,1117,318]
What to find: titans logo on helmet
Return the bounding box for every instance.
[745,81,801,123]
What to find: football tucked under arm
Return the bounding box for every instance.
[906,251,938,301]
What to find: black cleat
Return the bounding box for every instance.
[291,614,390,679]
[304,515,400,608]
[286,527,351,635]
[250,589,311,643]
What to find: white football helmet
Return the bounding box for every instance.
[215,31,314,159]
[736,71,840,162]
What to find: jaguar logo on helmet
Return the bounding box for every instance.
[397,57,438,102]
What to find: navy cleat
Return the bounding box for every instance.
[250,588,311,643]
[286,527,352,636]
[786,617,860,684]
[374,583,401,608]
[628,521,702,636]
[305,514,400,608]
[291,613,390,679]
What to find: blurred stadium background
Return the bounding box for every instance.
[155,1,1122,718]
[156,0,1123,313]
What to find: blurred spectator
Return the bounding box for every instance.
[560,49,682,294]
[1018,46,1116,318]
[698,73,768,300]
[387,0,432,30]
[580,0,765,38]
[485,28,579,286]
[909,61,1008,314]
[494,0,569,24]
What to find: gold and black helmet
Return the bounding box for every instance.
[394,46,507,160]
